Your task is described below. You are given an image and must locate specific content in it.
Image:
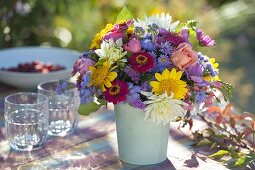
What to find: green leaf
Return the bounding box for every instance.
[210,142,217,150]
[78,102,103,116]
[116,6,133,24]
[209,150,229,159]
[234,156,247,167]
[140,74,153,82]
[230,150,239,159]
[196,138,212,147]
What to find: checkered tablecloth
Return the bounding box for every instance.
[0,83,228,170]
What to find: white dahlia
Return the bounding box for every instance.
[141,91,187,125]
[95,38,127,64]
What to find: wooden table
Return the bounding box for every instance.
[0,83,228,170]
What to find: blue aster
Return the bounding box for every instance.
[159,41,173,55]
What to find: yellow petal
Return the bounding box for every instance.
[107,72,117,81]
[101,84,106,92]
[103,60,110,68]
[213,63,219,69]
[162,69,170,79]
[155,73,163,82]
[169,68,177,79]
[210,58,216,63]
[175,70,182,80]
[150,81,160,89]
[104,79,112,88]
[89,66,96,72]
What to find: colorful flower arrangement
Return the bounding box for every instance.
[63,8,233,125]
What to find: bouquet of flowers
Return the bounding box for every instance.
[65,8,232,125]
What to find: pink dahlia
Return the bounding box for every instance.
[104,80,129,104]
[129,52,154,73]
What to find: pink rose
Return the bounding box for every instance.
[170,42,198,70]
[72,58,95,76]
[103,31,125,42]
[123,38,141,53]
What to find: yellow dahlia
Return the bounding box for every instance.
[89,24,113,49]
[89,60,117,92]
[150,68,188,99]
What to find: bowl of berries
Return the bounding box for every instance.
[0,47,79,89]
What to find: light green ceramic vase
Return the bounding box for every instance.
[114,103,170,165]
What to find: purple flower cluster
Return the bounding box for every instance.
[197,53,218,78]
[125,66,140,84]
[127,85,146,109]
[140,37,156,52]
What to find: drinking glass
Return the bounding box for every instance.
[38,80,80,137]
[5,92,49,151]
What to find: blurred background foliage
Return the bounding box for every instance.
[0,0,255,112]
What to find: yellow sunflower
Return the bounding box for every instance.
[150,68,188,99]
[89,24,113,49]
[89,60,117,92]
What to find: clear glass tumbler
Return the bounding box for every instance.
[4,92,49,151]
[38,80,80,137]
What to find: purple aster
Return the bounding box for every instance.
[159,41,173,55]
[194,91,206,104]
[196,29,215,47]
[157,54,171,72]
[140,38,156,52]
[125,66,140,84]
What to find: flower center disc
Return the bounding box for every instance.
[159,79,177,95]
[109,85,121,95]
[136,55,148,65]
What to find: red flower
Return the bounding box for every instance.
[129,52,154,73]
[104,80,129,104]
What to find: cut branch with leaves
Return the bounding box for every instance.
[180,103,255,169]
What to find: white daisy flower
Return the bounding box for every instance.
[95,38,127,64]
[134,13,179,32]
[141,91,187,125]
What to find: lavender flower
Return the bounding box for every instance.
[127,94,146,110]
[125,66,140,83]
[196,29,215,47]
[194,91,206,104]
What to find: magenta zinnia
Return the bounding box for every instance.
[104,80,129,104]
[129,52,154,73]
